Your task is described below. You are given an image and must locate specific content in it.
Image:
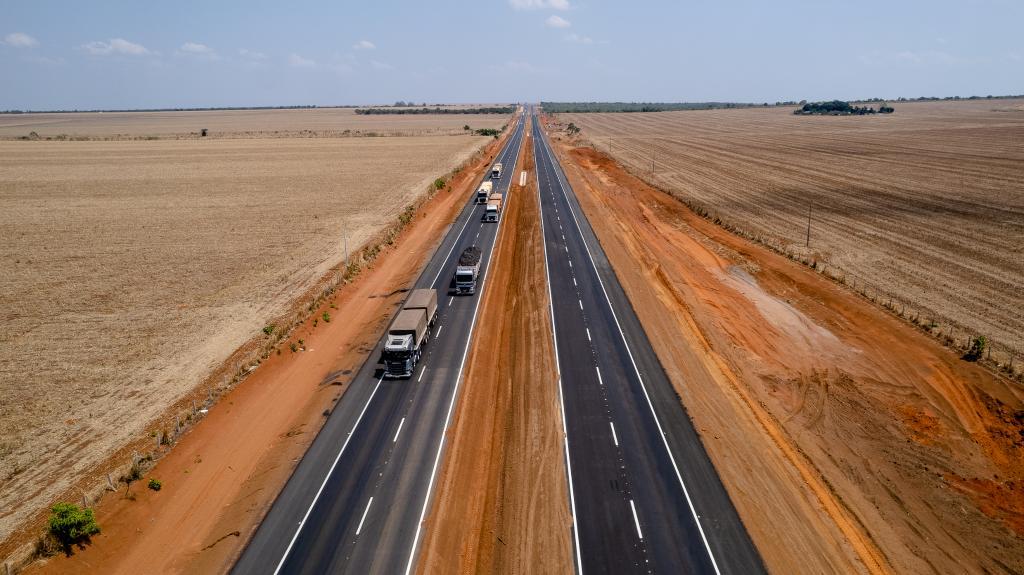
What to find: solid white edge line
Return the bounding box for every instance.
[630,499,643,540]
[610,422,619,447]
[356,497,374,536]
[538,121,723,575]
[272,377,384,574]
[533,114,585,575]
[402,115,526,575]
[394,417,406,442]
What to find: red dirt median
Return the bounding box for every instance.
[546,130,1024,574]
[417,118,572,574]
[25,132,512,575]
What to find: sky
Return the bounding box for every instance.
[2,0,1022,110]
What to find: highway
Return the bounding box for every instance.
[531,108,766,574]
[232,113,525,575]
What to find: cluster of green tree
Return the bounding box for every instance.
[895,94,1023,102]
[794,100,894,115]
[540,102,760,113]
[354,106,516,115]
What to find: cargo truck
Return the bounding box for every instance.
[491,162,503,179]
[454,246,482,294]
[382,288,438,378]
[475,181,493,204]
[483,192,503,222]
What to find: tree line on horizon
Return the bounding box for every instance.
[354,106,516,115]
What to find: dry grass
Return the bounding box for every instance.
[558,99,1024,363]
[0,107,507,139]
[0,112,499,546]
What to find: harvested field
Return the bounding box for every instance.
[0,107,507,139]
[556,99,1024,366]
[417,119,572,574]
[548,133,1024,574]
[0,115,501,550]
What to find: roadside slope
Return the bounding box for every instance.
[546,134,1024,574]
[417,120,572,574]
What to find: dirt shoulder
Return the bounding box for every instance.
[417,118,572,574]
[545,128,1024,574]
[20,131,514,575]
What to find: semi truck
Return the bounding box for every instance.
[454,246,482,294]
[483,192,503,222]
[491,162,503,179]
[475,181,493,204]
[382,288,438,378]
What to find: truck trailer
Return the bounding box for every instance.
[491,162,503,179]
[475,181,493,204]
[382,288,438,378]
[483,192,503,222]
[454,246,482,294]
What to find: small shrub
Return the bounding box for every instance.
[963,336,987,362]
[48,503,100,549]
[463,124,471,131]
[322,312,331,323]
[147,478,162,491]
[433,178,446,190]
[298,339,305,347]
[313,318,318,327]
[262,324,275,336]
[290,342,298,353]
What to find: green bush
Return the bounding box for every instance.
[963,336,987,361]
[48,503,100,548]
[433,178,446,190]
[148,478,162,491]
[322,311,331,323]
[262,324,275,336]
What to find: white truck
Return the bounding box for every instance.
[491,162,503,179]
[454,246,482,295]
[483,192,503,222]
[475,181,493,204]
[381,288,438,378]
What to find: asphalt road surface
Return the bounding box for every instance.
[531,108,766,575]
[232,113,525,575]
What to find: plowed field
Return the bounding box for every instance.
[557,99,1024,363]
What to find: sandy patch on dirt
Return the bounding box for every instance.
[20,129,514,575]
[417,119,572,574]
[548,133,1024,574]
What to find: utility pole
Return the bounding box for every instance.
[805,202,812,248]
[342,220,349,270]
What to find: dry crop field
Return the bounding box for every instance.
[0,106,509,139]
[558,99,1024,363]
[0,109,503,546]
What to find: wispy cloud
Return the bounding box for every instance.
[353,40,375,50]
[565,33,593,44]
[545,15,571,28]
[239,48,267,60]
[180,42,212,54]
[288,53,316,68]
[3,32,38,48]
[510,0,569,10]
[81,38,150,56]
[371,59,393,70]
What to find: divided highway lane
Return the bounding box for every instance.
[233,114,525,575]
[532,111,765,574]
